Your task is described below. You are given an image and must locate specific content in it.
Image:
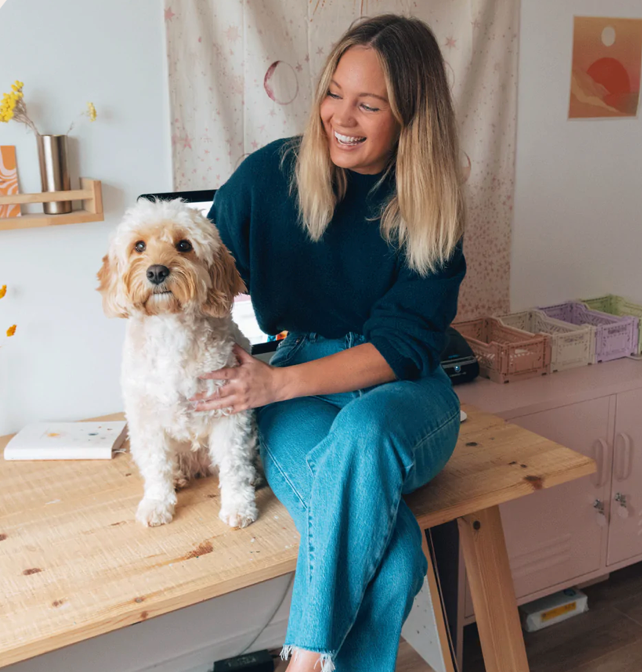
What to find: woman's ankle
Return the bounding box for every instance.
[283,647,334,672]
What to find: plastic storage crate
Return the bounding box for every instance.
[538,301,638,363]
[453,317,551,384]
[580,294,642,356]
[497,309,595,372]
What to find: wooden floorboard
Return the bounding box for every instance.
[571,637,642,672]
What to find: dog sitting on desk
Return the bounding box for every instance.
[97,198,259,529]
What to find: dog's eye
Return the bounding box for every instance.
[176,240,193,253]
[134,241,146,253]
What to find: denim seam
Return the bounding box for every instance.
[307,504,315,578]
[412,409,460,453]
[260,437,308,512]
[402,409,459,477]
[327,487,404,660]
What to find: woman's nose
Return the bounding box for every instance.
[332,100,357,128]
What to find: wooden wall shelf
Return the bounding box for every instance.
[0,178,104,231]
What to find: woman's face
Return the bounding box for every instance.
[320,46,400,175]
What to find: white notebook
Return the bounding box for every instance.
[3,421,128,461]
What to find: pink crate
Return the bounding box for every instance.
[454,317,551,384]
[538,301,638,362]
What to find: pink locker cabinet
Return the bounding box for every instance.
[500,397,613,598]
[607,387,642,566]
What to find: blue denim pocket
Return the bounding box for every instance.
[270,333,307,368]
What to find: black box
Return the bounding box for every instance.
[441,327,479,385]
[213,650,274,672]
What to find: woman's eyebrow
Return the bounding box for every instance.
[330,79,388,102]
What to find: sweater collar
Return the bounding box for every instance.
[345,165,395,194]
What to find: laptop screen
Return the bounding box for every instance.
[138,190,281,354]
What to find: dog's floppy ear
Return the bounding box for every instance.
[97,252,130,319]
[203,244,246,318]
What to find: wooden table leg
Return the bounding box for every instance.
[419,530,456,672]
[458,506,529,672]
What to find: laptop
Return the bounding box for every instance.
[138,189,279,358]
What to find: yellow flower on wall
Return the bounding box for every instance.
[87,102,97,122]
[1,285,17,343]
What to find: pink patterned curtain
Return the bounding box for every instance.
[164,0,519,319]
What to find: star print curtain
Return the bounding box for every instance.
[164,0,520,319]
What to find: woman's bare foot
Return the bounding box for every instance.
[286,648,323,672]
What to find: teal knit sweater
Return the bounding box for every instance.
[208,138,466,380]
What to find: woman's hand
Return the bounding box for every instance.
[191,344,285,414]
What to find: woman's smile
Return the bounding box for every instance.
[332,129,367,149]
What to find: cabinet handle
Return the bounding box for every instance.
[592,438,608,487]
[614,492,630,519]
[593,498,608,527]
[615,432,633,482]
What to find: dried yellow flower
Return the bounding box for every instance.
[0,80,38,133]
[87,101,97,122]
[6,325,16,338]
[0,285,6,299]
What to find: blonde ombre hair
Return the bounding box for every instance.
[287,14,465,276]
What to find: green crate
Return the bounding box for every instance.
[581,294,642,356]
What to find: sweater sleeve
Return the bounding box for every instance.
[363,241,466,380]
[207,168,252,289]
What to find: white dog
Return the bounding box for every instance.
[97,198,259,528]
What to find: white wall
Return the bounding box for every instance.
[0,0,172,435]
[0,8,295,671]
[511,0,642,310]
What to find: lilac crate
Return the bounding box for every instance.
[538,301,638,363]
[580,294,642,356]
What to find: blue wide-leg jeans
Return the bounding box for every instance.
[257,332,460,672]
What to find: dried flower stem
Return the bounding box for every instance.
[9,97,39,135]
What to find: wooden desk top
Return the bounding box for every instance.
[0,406,594,667]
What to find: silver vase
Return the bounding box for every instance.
[37,134,71,214]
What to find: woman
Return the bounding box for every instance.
[198,14,466,672]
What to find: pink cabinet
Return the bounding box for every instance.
[455,360,642,667]
[500,397,613,598]
[453,361,642,667]
[607,387,642,566]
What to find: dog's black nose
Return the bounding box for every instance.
[147,265,170,285]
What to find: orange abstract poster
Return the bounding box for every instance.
[569,16,642,119]
[0,146,20,218]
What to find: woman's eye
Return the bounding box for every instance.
[361,104,379,112]
[134,241,146,253]
[327,92,341,99]
[176,240,193,253]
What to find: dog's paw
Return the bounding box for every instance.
[173,475,190,490]
[136,498,175,527]
[219,501,258,529]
